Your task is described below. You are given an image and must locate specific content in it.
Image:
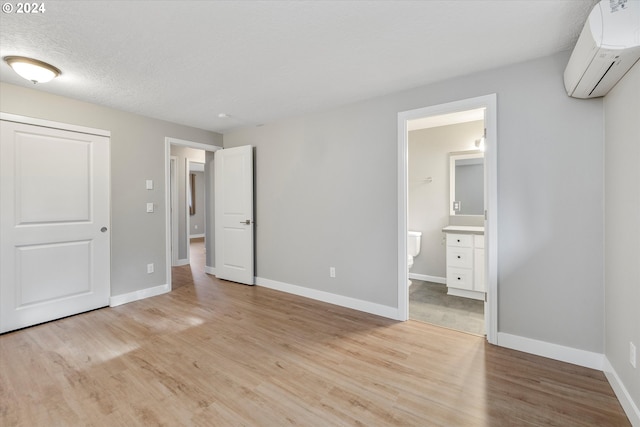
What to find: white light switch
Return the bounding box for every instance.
[146,180,153,190]
[146,203,154,213]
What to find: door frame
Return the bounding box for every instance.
[164,137,221,290]
[170,156,178,266]
[397,94,498,344]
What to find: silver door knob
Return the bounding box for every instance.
[240,220,251,225]
[101,227,108,232]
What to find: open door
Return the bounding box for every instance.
[214,145,254,285]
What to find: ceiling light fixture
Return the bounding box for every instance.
[4,56,61,84]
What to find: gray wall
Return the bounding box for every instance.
[604,62,639,411]
[0,82,222,297]
[408,121,484,278]
[190,170,205,236]
[224,51,605,353]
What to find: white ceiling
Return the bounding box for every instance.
[0,0,597,134]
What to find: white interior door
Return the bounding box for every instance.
[0,117,110,333]
[214,145,254,285]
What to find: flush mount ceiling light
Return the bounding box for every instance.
[4,56,61,84]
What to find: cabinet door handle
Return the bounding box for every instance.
[457,255,461,259]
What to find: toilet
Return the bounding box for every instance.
[408,231,422,285]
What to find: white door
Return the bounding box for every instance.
[0,117,110,333]
[214,145,254,285]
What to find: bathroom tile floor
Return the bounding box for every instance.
[409,280,485,336]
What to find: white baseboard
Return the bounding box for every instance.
[408,273,446,284]
[204,266,216,275]
[173,259,189,267]
[190,234,205,239]
[604,357,640,426]
[109,283,170,307]
[255,277,401,320]
[497,332,604,370]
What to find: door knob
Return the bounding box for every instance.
[101,227,108,232]
[240,220,252,225]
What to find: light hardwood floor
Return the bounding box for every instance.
[0,239,630,426]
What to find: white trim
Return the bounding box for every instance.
[497,332,604,371]
[603,357,640,426]
[165,137,221,292]
[397,94,498,345]
[397,115,409,321]
[190,233,205,239]
[185,158,192,265]
[190,162,205,172]
[170,156,178,266]
[109,283,170,307]
[204,266,216,275]
[256,277,401,320]
[174,259,189,267]
[167,137,220,151]
[408,273,446,284]
[0,112,110,137]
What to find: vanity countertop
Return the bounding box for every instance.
[442,225,484,235]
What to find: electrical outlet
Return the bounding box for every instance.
[147,263,154,274]
[329,267,336,278]
[631,342,637,368]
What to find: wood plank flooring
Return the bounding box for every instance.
[0,240,630,426]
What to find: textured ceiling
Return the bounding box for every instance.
[0,0,597,133]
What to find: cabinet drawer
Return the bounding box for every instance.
[446,233,472,247]
[474,234,484,248]
[447,267,473,290]
[446,247,473,268]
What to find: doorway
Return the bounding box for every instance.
[164,137,221,291]
[397,94,498,344]
[407,111,485,335]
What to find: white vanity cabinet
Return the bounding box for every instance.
[443,227,485,300]
[473,235,485,293]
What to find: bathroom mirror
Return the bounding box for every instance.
[449,151,484,216]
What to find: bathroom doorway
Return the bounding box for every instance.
[397,94,497,344]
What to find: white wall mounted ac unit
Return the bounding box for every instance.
[564,0,640,99]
